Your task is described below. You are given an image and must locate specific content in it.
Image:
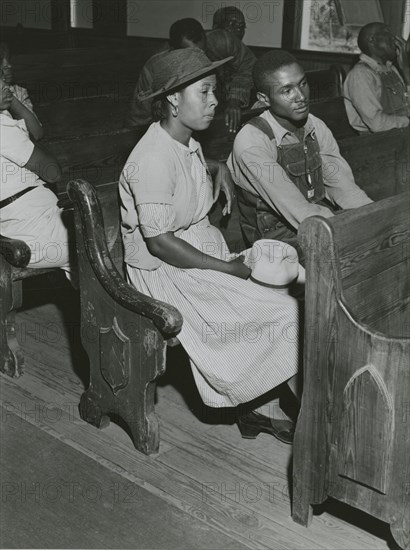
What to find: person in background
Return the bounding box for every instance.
[128,16,256,134]
[212,5,247,41]
[207,6,256,133]
[0,42,43,140]
[0,77,72,277]
[344,23,410,133]
[120,49,301,445]
[228,50,373,263]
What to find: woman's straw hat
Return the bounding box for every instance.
[138,48,233,101]
[244,239,301,289]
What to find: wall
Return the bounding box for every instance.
[127,0,284,47]
[0,0,52,29]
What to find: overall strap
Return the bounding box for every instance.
[245,117,276,141]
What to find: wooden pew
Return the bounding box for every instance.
[12,48,343,104]
[12,47,143,102]
[338,127,410,201]
[66,179,183,455]
[304,64,345,102]
[35,95,128,140]
[0,225,69,377]
[292,191,410,550]
[47,128,139,190]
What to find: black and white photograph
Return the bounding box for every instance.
[0,0,409,548]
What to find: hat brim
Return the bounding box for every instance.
[138,55,233,102]
[249,274,299,289]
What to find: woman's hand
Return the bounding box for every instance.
[227,255,251,279]
[214,162,236,215]
[147,233,250,279]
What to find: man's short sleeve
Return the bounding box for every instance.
[0,117,34,167]
[120,150,175,205]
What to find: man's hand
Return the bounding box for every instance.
[214,162,236,215]
[395,34,410,83]
[224,98,242,134]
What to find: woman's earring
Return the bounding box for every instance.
[171,105,179,117]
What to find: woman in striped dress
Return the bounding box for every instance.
[119,48,301,444]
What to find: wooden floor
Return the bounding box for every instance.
[0,275,401,549]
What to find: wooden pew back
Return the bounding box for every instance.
[306,64,345,102]
[36,95,128,140]
[293,194,410,547]
[309,97,355,139]
[48,128,140,191]
[330,193,410,336]
[299,190,410,335]
[12,48,343,103]
[12,47,142,102]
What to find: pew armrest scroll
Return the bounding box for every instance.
[67,179,183,339]
[0,234,31,268]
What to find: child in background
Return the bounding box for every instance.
[0,42,43,140]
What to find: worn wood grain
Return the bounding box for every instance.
[293,193,410,550]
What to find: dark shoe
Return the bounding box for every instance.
[237,411,294,444]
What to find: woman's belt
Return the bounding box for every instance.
[0,186,37,210]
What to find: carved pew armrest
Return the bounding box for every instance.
[67,179,183,339]
[0,234,31,268]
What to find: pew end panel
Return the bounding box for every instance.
[67,179,183,455]
[0,232,66,377]
[292,193,410,550]
[0,237,29,377]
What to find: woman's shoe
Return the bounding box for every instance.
[237,410,294,444]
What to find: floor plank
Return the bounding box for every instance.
[0,408,244,550]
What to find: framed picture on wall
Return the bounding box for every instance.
[299,0,384,53]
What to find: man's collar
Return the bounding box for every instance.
[262,109,314,143]
[359,53,393,73]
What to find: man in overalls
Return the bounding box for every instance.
[228,50,373,264]
[344,23,410,133]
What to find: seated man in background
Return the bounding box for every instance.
[208,6,256,132]
[344,23,410,133]
[228,50,373,264]
[212,5,247,41]
[0,42,43,140]
[0,77,73,276]
[128,15,255,133]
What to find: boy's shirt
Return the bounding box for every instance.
[227,109,372,230]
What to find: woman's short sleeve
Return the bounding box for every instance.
[0,117,34,167]
[121,150,175,205]
[137,203,176,238]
